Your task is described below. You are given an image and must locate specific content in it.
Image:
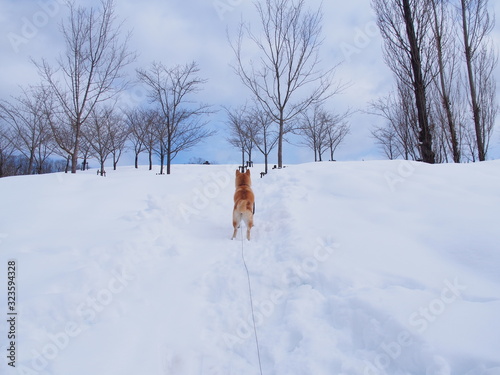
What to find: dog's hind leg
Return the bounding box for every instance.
[244,212,254,241]
[231,211,240,240]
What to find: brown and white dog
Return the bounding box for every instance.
[232,169,254,241]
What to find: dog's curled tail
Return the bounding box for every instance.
[236,199,254,214]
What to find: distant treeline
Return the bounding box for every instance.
[0,155,67,178]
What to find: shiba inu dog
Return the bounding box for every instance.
[232,169,254,241]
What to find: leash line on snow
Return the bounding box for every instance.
[240,225,264,375]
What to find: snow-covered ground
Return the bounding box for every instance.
[1,160,500,375]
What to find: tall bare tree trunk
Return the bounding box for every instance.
[431,0,460,162]
[460,0,485,161]
[72,118,81,173]
[402,0,435,163]
[167,135,172,175]
[278,117,284,168]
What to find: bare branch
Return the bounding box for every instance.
[33,0,135,173]
[229,0,343,167]
[137,61,215,174]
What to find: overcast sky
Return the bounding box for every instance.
[1,0,499,165]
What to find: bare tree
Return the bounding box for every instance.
[295,105,329,162]
[458,0,496,161]
[369,84,420,160]
[296,105,351,161]
[225,105,279,173]
[142,110,158,171]
[462,122,479,162]
[35,85,76,172]
[247,106,279,174]
[230,0,341,168]
[0,87,56,174]
[325,111,351,161]
[239,108,257,165]
[34,0,135,173]
[372,125,400,160]
[79,136,92,171]
[137,61,215,175]
[430,0,461,162]
[108,113,129,170]
[372,0,436,163]
[125,108,154,169]
[0,124,16,177]
[84,107,114,176]
[84,106,128,175]
[475,44,498,157]
[372,0,497,163]
[225,106,252,169]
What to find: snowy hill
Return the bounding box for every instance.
[1,160,500,375]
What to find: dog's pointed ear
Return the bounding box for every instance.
[245,169,251,175]
[235,169,240,176]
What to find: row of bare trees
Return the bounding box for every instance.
[0,0,214,177]
[0,87,55,176]
[34,0,135,174]
[371,0,497,163]
[226,105,279,174]
[3,0,493,177]
[295,106,351,162]
[0,66,213,178]
[226,103,351,172]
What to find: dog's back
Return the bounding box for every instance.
[232,169,254,240]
